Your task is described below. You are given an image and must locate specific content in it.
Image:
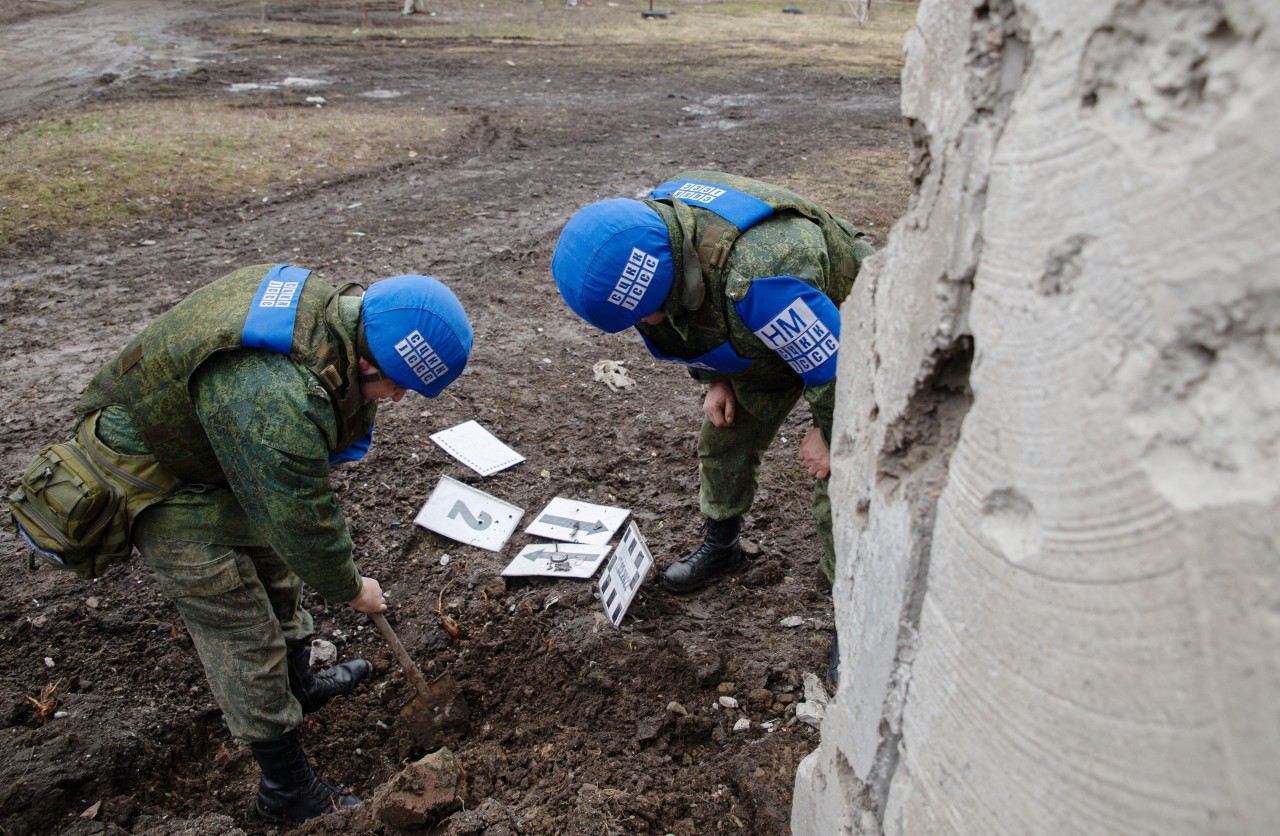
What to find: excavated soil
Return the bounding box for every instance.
[0,1,908,833]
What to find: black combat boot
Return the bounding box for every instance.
[249,729,361,823]
[287,644,372,714]
[663,516,745,593]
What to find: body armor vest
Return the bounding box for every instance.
[77,264,374,484]
[641,170,871,375]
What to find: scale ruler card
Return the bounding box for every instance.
[525,497,629,545]
[501,543,611,579]
[430,420,525,477]
[598,522,653,626]
[413,475,523,552]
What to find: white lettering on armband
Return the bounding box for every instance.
[259,280,301,309]
[671,182,726,205]
[752,299,838,374]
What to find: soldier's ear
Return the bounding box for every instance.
[357,357,389,384]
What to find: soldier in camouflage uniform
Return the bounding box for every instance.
[74,264,473,823]
[552,171,873,614]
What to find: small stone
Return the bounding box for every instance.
[309,639,338,668]
[779,615,805,628]
[85,597,101,609]
[716,681,736,695]
[665,701,687,716]
[796,700,825,729]
[733,718,750,733]
[718,695,738,709]
[373,746,464,828]
[44,657,55,668]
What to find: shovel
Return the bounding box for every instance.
[370,611,470,748]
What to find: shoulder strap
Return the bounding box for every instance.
[668,199,706,311]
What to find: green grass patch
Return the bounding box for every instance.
[0,102,467,246]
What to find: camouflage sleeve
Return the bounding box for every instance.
[726,215,838,426]
[190,350,362,604]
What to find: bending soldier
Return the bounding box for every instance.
[551,171,873,677]
[53,265,470,823]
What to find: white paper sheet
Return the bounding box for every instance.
[413,475,523,552]
[430,420,525,477]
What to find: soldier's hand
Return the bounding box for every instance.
[703,380,736,427]
[799,426,831,479]
[346,576,387,614]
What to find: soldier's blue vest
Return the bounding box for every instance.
[640,173,853,386]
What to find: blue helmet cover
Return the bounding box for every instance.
[551,198,674,333]
[361,275,473,397]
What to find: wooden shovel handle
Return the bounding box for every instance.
[369,611,433,701]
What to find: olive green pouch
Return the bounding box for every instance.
[8,411,178,579]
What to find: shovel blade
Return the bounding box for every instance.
[399,674,470,748]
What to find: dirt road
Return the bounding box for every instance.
[0,2,908,833]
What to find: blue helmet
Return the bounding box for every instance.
[361,275,473,397]
[551,198,674,333]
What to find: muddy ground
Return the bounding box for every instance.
[0,1,908,833]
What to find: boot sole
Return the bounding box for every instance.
[256,800,300,825]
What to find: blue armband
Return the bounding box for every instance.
[735,276,841,385]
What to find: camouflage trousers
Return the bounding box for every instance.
[133,516,313,743]
[697,379,835,586]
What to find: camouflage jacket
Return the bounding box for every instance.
[90,269,373,604]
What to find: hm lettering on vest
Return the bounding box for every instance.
[609,247,659,312]
[753,299,839,377]
[670,182,726,205]
[396,329,449,389]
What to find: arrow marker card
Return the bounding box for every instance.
[501,543,612,579]
[414,475,523,552]
[430,420,525,477]
[598,521,653,626]
[525,497,629,545]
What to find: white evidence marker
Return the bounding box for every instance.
[501,542,612,579]
[525,496,629,545]
[598,521,653,627]
[413,475,523,552]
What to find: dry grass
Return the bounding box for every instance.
[0,0,916,246]
[780,147,914,242]
[243,0,914,76]
[0,103,467,245]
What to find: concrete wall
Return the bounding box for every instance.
[794,1,1280,833]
